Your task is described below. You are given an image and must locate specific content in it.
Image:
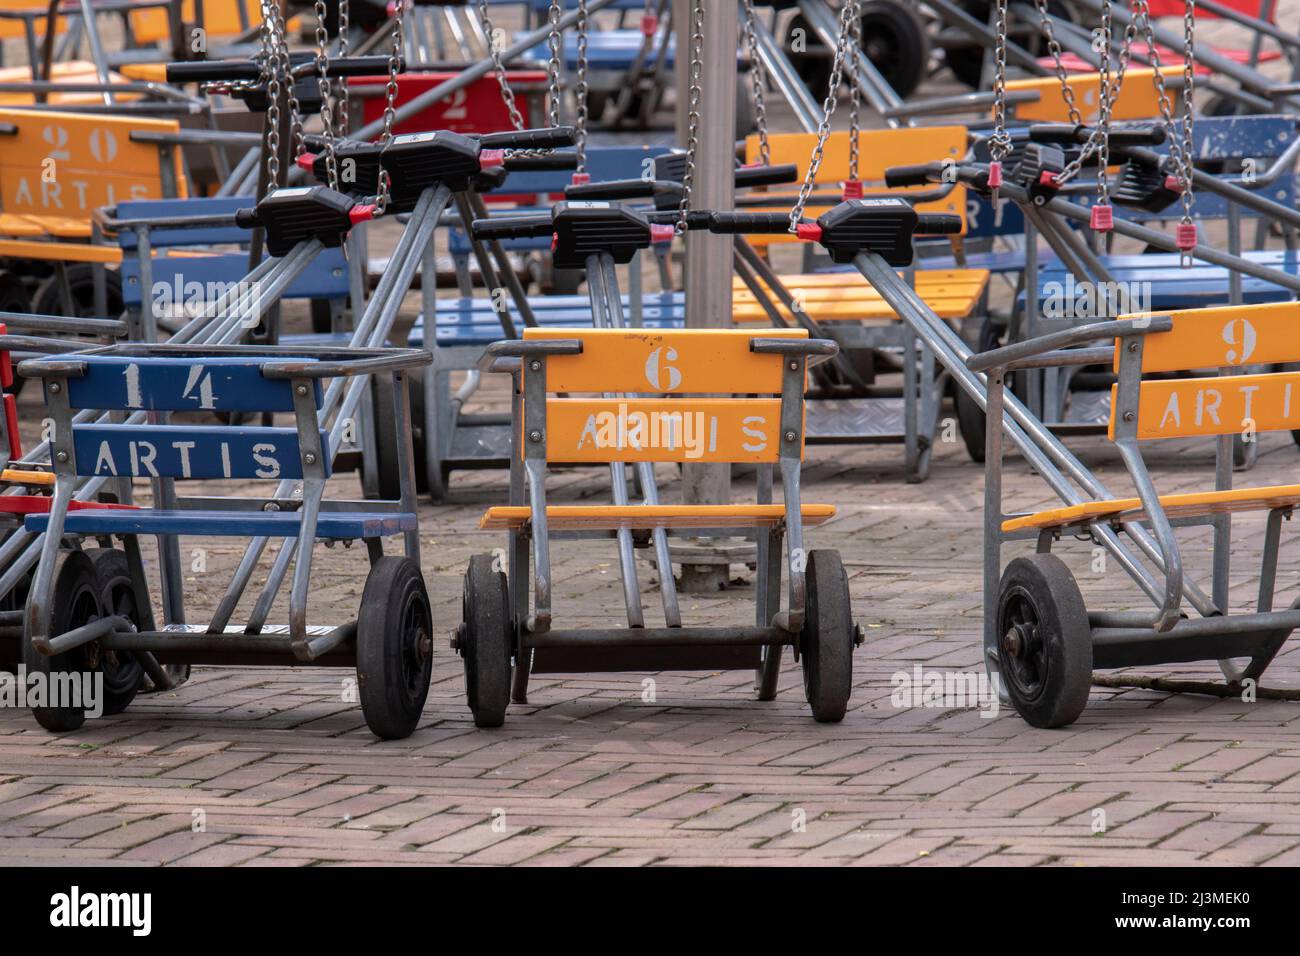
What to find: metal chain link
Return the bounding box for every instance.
[479,0,526,131]
[375,0,405,214]
[313,0,339,190]
[266,0,302,160]
[741,0,771,166]
[788,0,858,230]
[1177,0,1196,226]
[337,0,349,136]
[547,0,562,129]
[847,2,861,181]
[1033,0,1083,125]
[990,0,1012,163]
[1094,0,1113,207]
[673,0,704,236]
[260,0,284,193]
[574,0,589,174]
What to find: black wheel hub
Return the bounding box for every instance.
[999,588,1049,702]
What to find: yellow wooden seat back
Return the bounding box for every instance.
[1111,301,1300,442]
[1007,67,1184,123]
[741,128,969,246]
[0,62,143,106]
[131,0,261,44]
[0,0,70,41]
[0,108,188,240]
[523,327,810,464]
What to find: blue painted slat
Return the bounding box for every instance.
[62,355,322,413]
[72,424,331,480]
[481,146,672,196]
[114,197,252,249]
[25,508,416,539]
[120,251,350,307]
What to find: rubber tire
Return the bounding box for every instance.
[955,387,987,463]
[84,548,144,716]
[800,550,854,723]
[356,556,433,740]
[32,264,123,319]
[858,1,929,98]
[310,299,335,334]
[404,367,431,498]
[946,0,1075,89]
[366,373,403,502]
[996,554,1092,729]
[461,553,512,729]
[22,550,101,733]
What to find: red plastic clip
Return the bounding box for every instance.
[986,161,1003,189]
[794,223,823,242]
[571,172,591,186]
[551,232,559,252]
[641,14,658,36]
[649,224,676,244]
[1176,221,1198,267]
[348,204,378,225]
[1038,170,1060,189]
[295,152,318,172]
[0,322,11,392]
[3,394,18,462]
[479,149,506,169]
[842,180,864,200]
[1163,174,1184,194]
[1089,204,1114,232]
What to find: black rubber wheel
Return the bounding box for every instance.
[366,374,426,504]
[32,264,123,319]
[996,554,1092,728]
[405,367,431,498]
[946,0,1075,88]
[955,386,987,463]
[22,550,102,733]
[355,555,433,740]
[800,550,854,722]
[84,548,144,716]
[789,3,928,100]
[460,553,512,728]
[754,644,782,701]
[309,299,335,334]
[0,273,30,397]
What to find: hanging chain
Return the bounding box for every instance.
[989,0,1012,163]
[847,3,861,182]
[673,0,704,236]
[547,0,562,128]
[574,0,589,174]
[1034,0,1082,125]
[741,0,771,165]
[1177,0,1196,227]
[313,0,339,190]
[788,0,858,230]
[372,1,405,214]
[265,0,302,161]
[479,0,526,131]
[1093,0,1113,208]
[260,0,284,192]
[337,0,349,136]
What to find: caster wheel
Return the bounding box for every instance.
[800,550,854,722]
[365,373,426,500]
[954,387,986,463]
[459,553,512,728]
[32,264,123,319]
[22,550,103,733]
[356,556,433,740]
[996,554,1092,728]
[84,549,144,716]
[309,298,336,334]
[754,644,782,701]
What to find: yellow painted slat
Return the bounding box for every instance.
[1121,371,1300,440]
[1003,483,1300,533]
[1126,301,1300,373]
[0,468,54,486]
[544,397,788,463]
[1007,67,1184,122]
[522,327,806,394]
[0,239,121,263]
[480,503,836,532]
[745,128,967,182]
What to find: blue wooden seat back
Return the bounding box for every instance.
[114,197,252,250]
[410,292,684,347]
[522,31,676,71]
[62,354,323,413]
[120,250,351,307]
[70,423,331,481]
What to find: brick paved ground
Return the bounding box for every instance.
[4,13,1299,868]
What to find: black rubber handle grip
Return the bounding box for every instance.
[644,210,711,229]
[503,152,577,171]
[1028,123,1167,147]
[479,126,577,151]
[564,179,658,200]
[471,216,554,240]
[707,211,794,234]
[734,163,799,188]
[884,163,940,187]
[297,56,407,78]
[234,208,260,229]
[166,60,261,82]
[915,214,963,235]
